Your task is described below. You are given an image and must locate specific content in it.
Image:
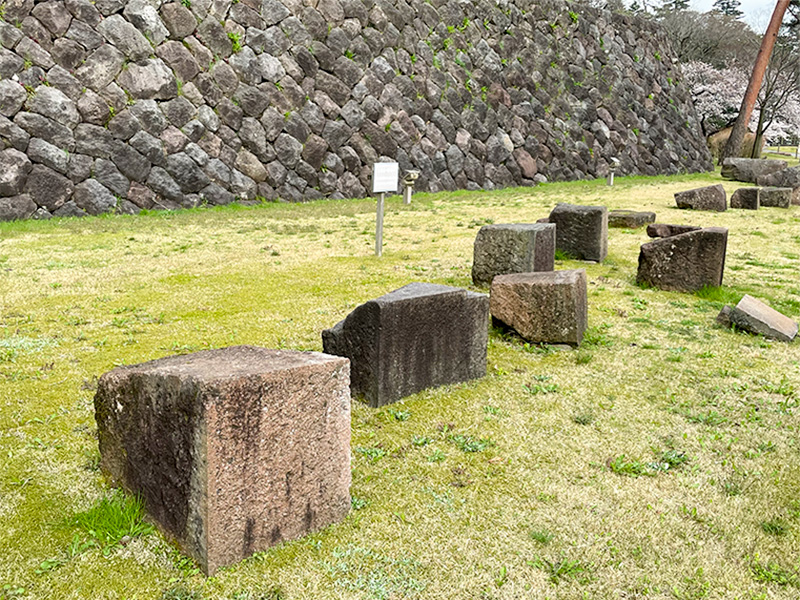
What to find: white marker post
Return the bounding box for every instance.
[372,162,399,257]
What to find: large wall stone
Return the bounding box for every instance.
[0,0,711,220]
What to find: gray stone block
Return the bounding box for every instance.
[646,223,701,239]
[675,184,726,212]
[608,210,656,228]
[637,227,728,292]
[490,269,588,345]
[322,282,488,407]
[471,223,555,286]
[548,203,608,261]
[721,157,788,183]
[94,346,351,575]
[759,187,792,208]
[729,295,797,342]
[730,187,759,210]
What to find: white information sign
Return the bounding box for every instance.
[372,162,399,194]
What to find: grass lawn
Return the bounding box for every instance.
[1,170,799,599]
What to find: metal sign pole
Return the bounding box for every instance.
[375,192,384,257]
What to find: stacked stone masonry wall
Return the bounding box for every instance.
[0,0,713,220]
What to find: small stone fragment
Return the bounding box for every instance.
[729,295,798,342]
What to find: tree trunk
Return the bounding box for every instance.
[722,0,791,161]
[751,108,767,158]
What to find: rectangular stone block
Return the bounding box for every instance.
[759,187,792,208]
[94,346,351,575]
[730,295,798,342]
[730,187,759,210]
[322,283,488,407]
[675,184,727,212]
[636,227,728,292]
[721,157,788,183]
[548,203,608,261]
[646,223,701,239]
[608,210,656,228]
[490,269,588,345]
[471,222,555,285]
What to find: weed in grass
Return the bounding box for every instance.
[427,449,446,462]
[750,555,799,586]
[351,496,369,510]
[161,586,203,600]
[608,455,655,478]
[686,410,727,426]
[529,555,592,584]
[694,285,740,308]
[70,492,154,552]
[529,529,553,545]
[522,382,559,394]
[582,324,613,347]
[761,518,789,536]
[411,435,432,447]
[355,446,387,462]
[572,411,595,425]
[1,585,26,599]
[574,350,593,364]
[388,408,411,421]
[449,434,493,453]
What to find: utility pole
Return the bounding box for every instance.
[722,0,791,161]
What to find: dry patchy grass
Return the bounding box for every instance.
[1,171,799,599]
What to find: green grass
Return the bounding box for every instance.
[1,170,800,598]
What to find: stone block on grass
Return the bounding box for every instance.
[608,210,656,228]
[636,227,728,292]
[471,222,555,285]
[728,295,798,342]
[548,203,608,262]
[490,269,588,345]
[322,283,488,407]
[759,187,792,208]
[646,223,701,239]
[721,157,787,183]
[730,187,759,210]
[675,184,726,212]
[94,346,351,575]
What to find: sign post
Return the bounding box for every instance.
[371,162,399,257]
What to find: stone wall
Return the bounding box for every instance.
[0,0,712,220]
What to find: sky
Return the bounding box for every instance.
[687,0,777,32]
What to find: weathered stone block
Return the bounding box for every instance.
[636,227,728,292]
[94,346,351,575]
[721,157,788,183]
[728,295,798,342]
[548,203,608,261]
[322,283,488,407]
[675,184,727,212]
[756,166,800,205]
[759,187,792,208]
[471,223,555,286]
[730,187,759,210]
[608,210,656,228]
[490,269,588,345]
[646,223,701,239]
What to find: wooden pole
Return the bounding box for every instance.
[722,0,791,161]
